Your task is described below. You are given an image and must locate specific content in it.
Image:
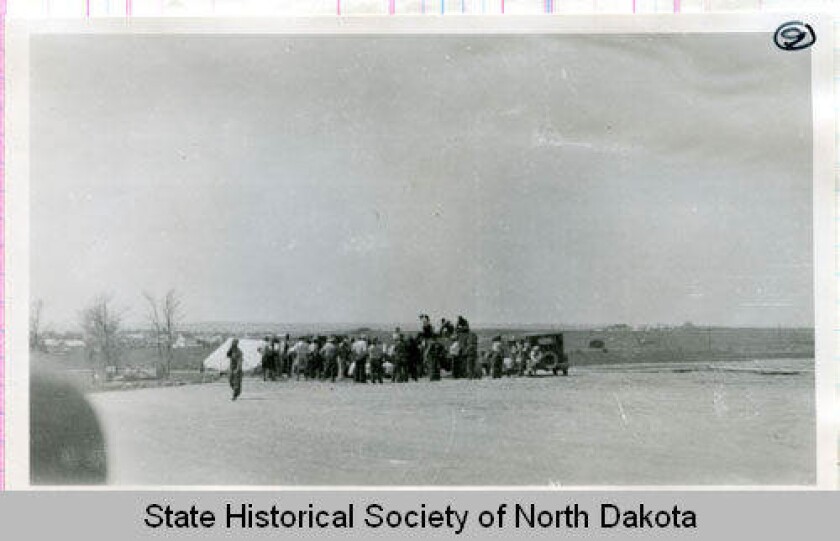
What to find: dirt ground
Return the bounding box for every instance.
[88,359,814,487]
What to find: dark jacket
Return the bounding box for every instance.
[227,346,244,374]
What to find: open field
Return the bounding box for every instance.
[87,358,814,486]
[32,346,215,373]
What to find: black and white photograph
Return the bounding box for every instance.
[20,19,829,487]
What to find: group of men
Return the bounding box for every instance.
[252,315,518,383]
[225,315,536,399]
[254,333,422,383]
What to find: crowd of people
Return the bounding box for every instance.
[225,315,560,400]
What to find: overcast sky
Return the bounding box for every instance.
[31,33,813,329]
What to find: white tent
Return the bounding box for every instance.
[203,338,266,373]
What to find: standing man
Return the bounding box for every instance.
[292,336,309,380]
[321,337,339,382]
[392,331,408,383]
[269,336,282,381]
[490,337,504,379]
[509,341,520,376]
[307,337,319,380]
[449,338,463,379]
[279,333,291,378]
[529,345,543,377]
[338,337,351,380]
[227,338,244,400]
[352,335,369,383]
[427,339,444,382]
[406,335,420,381]
[418,315,435,379]
[517,340,529,376]
[467,332,479,379]
[368,338,385,384]
[261,336,273,381]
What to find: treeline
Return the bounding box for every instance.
[30,289,185,380]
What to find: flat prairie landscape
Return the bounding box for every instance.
[88,358,814,486]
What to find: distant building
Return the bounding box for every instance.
[173,334,199,349]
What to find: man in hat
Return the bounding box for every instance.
[368,338,385,384]
[268,336,281,381]
[449,338,463,379]
[455,316,470,335]
[307,337,319,380]
[529,345,543,377]
[490,337,504,379]
[261,336,273,381]
[352,335,369,383]
[466,331,479,379]
[406,334,421,381]
[337,336,351,379]
[419,314,435,340]
[452,317,471,378]
[279,333,291,378]
[292,336,309,380]
[321,336,339,382]
[517,340,529,376]
[227,338,244,400]
[392,331,408,383]
[440,318,455,339]
[427,338,445,381]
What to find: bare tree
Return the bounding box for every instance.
[143,291,165,378]
[162,290,183,376]
[30,298,44,351]
[80,295,123,379]
[142,289,182,378]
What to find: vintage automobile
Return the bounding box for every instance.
[523,333,570,376]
